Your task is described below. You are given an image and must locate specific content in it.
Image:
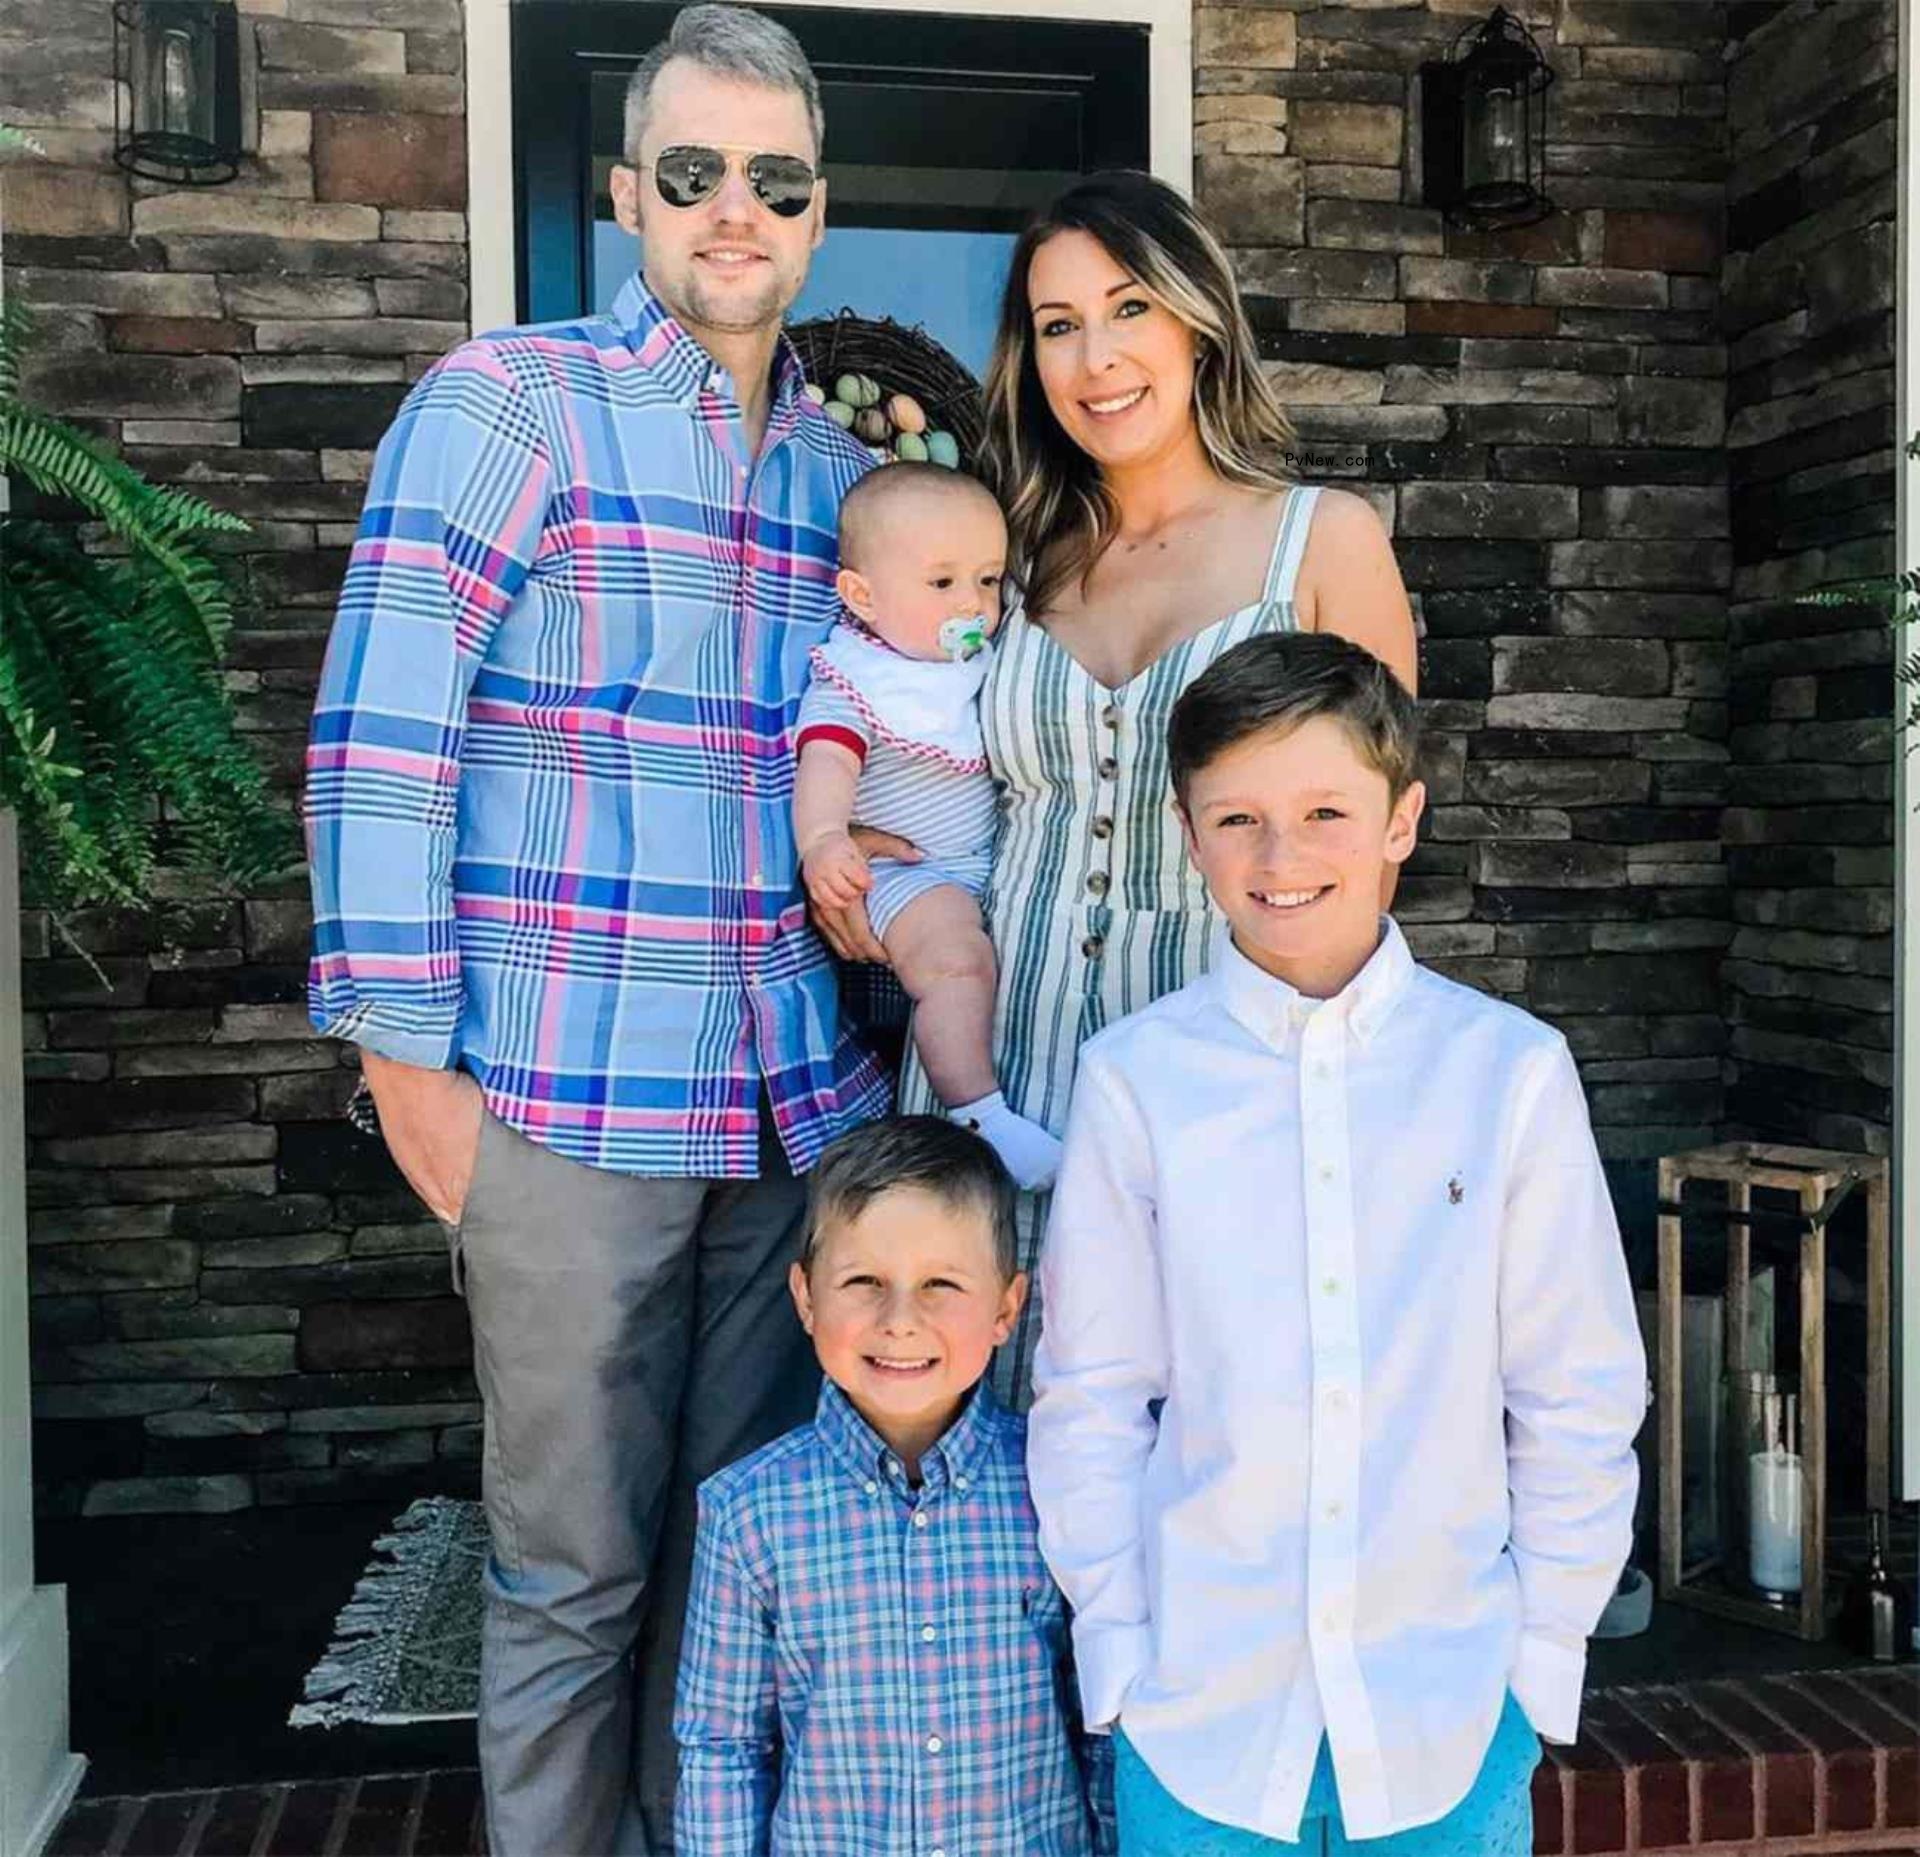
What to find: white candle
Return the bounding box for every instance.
[1748,1447,1803,1596]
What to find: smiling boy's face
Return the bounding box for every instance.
[1179,714,1424,1000]
[790,1184,1024,1468]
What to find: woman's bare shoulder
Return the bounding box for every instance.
[1301,483,1387,540]
[1294,485,1419,689]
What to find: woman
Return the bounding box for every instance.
[820,171,1418,1401]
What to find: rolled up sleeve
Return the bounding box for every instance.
[304,343,549,1067]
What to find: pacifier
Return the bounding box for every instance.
[937,614,991,662]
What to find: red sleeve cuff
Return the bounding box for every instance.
[796,723,868,766]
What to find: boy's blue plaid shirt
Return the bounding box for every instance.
[674,1378,1101,1856]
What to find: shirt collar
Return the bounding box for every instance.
[1214,914,1413,1054]
[610,271,806,416]
[813,1375,1001,1498]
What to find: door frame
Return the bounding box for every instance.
[460,0,1194,335]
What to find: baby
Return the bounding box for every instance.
[794,464,1060,1189]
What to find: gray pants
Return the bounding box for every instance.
[455,1106,818,1857]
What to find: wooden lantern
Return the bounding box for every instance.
[1655,1142,1890,1640]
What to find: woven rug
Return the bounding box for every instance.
[291,1496,487,1727]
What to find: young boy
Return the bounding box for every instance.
[674,1116,1097,1855]
[795,465,1061,1188]
[1027,632,1646,1855]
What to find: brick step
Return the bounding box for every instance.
[47,1666,1919,1857]
[46,1769,485,1857]
[1535,1666,1919,1855]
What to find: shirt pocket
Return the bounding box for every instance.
[1014,1578,1076,1722]
[1022,1578,1069,1650]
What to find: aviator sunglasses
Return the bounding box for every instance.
[651,142,819,218]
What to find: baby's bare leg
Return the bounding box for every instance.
[885,885,1062,1189]
[884,884,999,1107]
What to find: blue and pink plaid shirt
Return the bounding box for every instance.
[305,274,890,1176]
[675,1378,1096,1856]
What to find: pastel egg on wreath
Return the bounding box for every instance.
[924,429,960,469]
[886,393,927,435]
[802,381,827,406]
[854,407,892,444]
[824,399,856,429]
[893,430,929,463]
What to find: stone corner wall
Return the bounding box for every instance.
[1718,0,1898,1156]
[3,0,483,1520]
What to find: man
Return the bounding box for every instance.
[305,9,887,1851]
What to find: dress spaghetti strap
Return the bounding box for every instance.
[1261,484,1322,614]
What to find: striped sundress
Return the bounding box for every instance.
[900,485,1321,1404]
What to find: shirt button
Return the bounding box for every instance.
[864,1480,879,1495]
[912,1511,930,1529]
[1313,1060,1330,1079]
[1322,1276,1341,1296]
[926,1734,944,1753]
[921,1624,937,1642]
[1318,1162,1336,1182]
[1325,1501,1344,1520]
[1323,1606,1344,1631]
[954,1476,969,1491]
[1101,704,1121,731]
[1087,870,1110,897]
[1097,755,1118,780]
[1325,1389,1349,1412]
[1081,934,1104,959]
[1091,815,1114,840]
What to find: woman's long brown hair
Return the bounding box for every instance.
[980,170,1295,621]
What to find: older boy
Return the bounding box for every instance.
[1028,633,1646,1854]
[675,1118,1096,1855]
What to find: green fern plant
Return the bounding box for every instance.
[1797,431,1920,734]
[0,300,300,908]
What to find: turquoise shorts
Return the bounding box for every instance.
[1114,1692,1539,1856]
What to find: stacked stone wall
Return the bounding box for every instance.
[1718,0,1897,1154]
[2,0,482,1517]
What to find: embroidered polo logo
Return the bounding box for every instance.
[1448,1174,1464,1205]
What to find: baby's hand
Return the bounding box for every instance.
[802,831,872,912]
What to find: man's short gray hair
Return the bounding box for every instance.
[624,5,825,162]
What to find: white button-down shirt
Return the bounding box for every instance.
[1028,921,1645,1841]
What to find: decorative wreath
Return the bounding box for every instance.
[786,310,987,470]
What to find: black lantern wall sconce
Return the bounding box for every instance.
[1420,6,1554,230]
[113,0,243,186]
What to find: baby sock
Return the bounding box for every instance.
[952,1091,1063,1191]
